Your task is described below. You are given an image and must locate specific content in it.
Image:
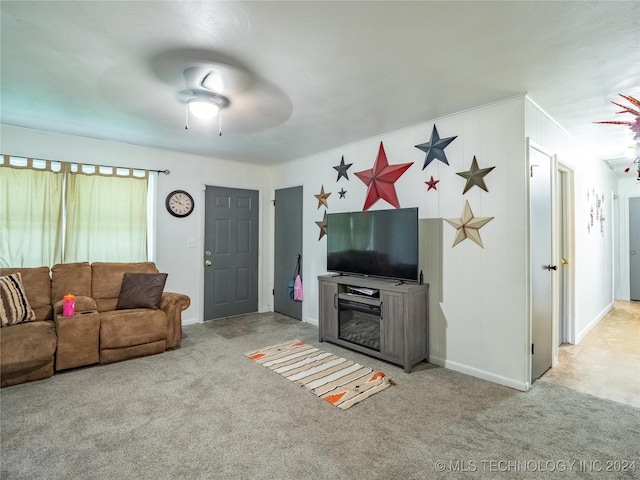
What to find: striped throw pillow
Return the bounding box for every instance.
[0,273,37,327]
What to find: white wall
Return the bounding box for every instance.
[0,124,274,325]
[524,97,619,343]
[615,177,640,300]
[3,92,620,391]
[272,96,531,390]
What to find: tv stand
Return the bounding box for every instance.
[318,275,429,373]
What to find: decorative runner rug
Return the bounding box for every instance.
[245,340,394,410]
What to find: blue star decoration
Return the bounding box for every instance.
[338,188,347,199]
[333,156,352,181]
[415,125,457,169]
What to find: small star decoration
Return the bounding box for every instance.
[456,156,495,194]
[314,185,331,209]
[338,188,347,199]
[415,125,457,169]
[444,200,494,248]
[354,142,413,210]
[425,176,439,191]
[333,156,352,182]
[315,211,328,240]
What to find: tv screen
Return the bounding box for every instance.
[326,208,419,281]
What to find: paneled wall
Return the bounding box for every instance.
[272,96,530,389]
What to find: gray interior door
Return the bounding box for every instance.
[274,186,303,320]
[630,197,640,301]
[204,186,259,320]
[530,146,554,381]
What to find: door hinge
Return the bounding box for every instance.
[530,164,539,178]
[272,200,275,206]
[531,343,535,355]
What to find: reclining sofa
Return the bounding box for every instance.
[0,262,190,388]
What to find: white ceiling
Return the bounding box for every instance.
[1,1,639,169]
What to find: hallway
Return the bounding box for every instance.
[541,300,640,408]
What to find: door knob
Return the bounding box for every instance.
[546,265,558,271]
[205,260,212,266]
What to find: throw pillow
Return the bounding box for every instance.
[0,272,37,327]
[115,273,168,310]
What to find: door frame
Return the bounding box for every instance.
[198,182,265,323]
[553,161,576,365]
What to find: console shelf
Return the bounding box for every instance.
[318,274,429,373]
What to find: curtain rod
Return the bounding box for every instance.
[3,154,170,175]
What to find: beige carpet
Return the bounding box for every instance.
[246,340,393,409]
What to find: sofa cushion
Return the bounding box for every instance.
[51,262,92,306]
[0,320,57,369]
[116,273,167,310]
[92,262,159,312]
[99,309,167,349]
[0,273,37,326]
[0,267,52,321]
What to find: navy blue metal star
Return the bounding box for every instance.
[415,125,457,169]
[338,188,347,199]
[333,156,353,181]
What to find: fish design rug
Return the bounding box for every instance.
[245,340,394,410]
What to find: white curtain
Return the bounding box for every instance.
[0,158,64,267]
[0,156,150,267]
[64,166,148,263]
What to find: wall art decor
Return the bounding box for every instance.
[444,200,494,248]
[338,188,347,199]
[354,142,413,211]
[456,156,495,194]
[415,124,457,169]
[333,156,353,181]
[587,189,605,236]
[315,210,328,240]
[425,175,439,191]
[314,185,331,209]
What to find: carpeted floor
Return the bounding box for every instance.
[1,312,639,480]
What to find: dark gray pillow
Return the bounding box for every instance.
[115,273,168,310]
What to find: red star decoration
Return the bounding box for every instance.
[425,176,439,191]
[354,142,413,210]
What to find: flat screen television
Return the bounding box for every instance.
[326,207,419,282]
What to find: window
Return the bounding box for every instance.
[0,156,152,267]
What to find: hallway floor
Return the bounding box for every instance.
[541,300,640,408]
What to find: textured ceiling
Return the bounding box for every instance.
[1,1,639,169]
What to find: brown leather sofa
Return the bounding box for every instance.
[0,262,190,387]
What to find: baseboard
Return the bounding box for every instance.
[430,355,529,392]
[303,316,319,327]
[182,316,200,326]
[575,301,613,344]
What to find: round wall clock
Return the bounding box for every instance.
[165,190,194,218]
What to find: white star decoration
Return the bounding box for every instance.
[444,200,494,248]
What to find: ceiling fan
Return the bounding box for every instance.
[152,49,293,136]
[178,64,252,134]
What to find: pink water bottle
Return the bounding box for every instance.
[62,293,75,317]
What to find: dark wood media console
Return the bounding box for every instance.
[318,274,429,373]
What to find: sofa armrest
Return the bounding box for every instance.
[160,292,191,349]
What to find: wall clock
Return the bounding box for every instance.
[165,190,194,218]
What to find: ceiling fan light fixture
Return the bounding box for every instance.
[188,98,220,119]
